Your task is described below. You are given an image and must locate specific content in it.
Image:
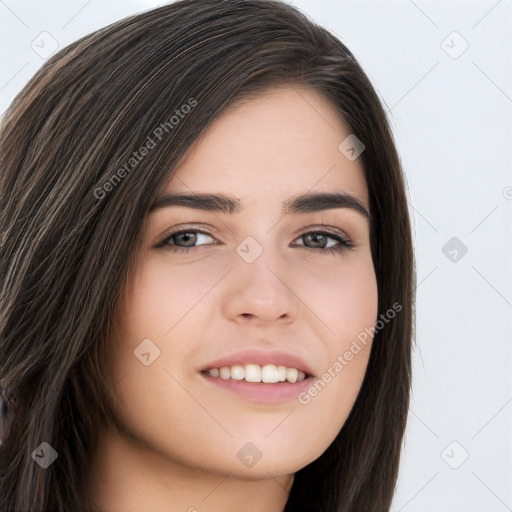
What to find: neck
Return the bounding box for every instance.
[83,427,293,512]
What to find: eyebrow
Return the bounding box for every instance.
[149,192,370,219]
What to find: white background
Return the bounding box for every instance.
[1,1,511,510]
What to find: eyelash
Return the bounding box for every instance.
[155,227,353,256]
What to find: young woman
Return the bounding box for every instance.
[0,1,415,510]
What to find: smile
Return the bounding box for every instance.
[202,363,308,383]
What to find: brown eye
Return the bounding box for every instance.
[294,230,353,255]
[171,232,198,247]
[156,230,216,252]
[303,233,329,249]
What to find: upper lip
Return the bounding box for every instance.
[201,348,315,377]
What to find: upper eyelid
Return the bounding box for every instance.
[161,223,350,236]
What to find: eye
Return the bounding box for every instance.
[155,229,216,254]
[293,230,353,255]
[155,228,353,255]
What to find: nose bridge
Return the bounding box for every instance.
[237,232,285,290]
[224,231,299,321]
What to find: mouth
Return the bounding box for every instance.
[201,363,311,383]
[199,350,316,404]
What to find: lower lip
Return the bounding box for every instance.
[201,373,314,405]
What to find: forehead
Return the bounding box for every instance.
[164,86,369,210]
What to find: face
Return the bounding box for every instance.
[109,85,378,479]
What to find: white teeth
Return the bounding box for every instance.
[286,367,298,383]
[230,365,245,380]
[205,363,308,383]
[244,364,261,382]
[261,364,279,383]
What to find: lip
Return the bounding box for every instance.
[199,348,316,405]
[201,373,314,405]
[200,348,315,377]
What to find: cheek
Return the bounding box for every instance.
[304,254,378,340]
[117,260,216,339]
[290,256,377,443]
[107,262,202,393]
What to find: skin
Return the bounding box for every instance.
[85,85,378,512]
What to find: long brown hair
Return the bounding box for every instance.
[0,1,415,510]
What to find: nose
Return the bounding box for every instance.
[221,244,300,325]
